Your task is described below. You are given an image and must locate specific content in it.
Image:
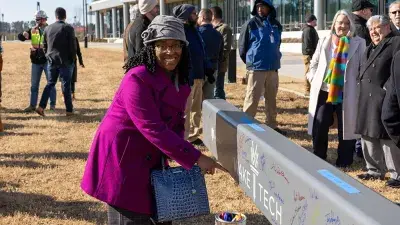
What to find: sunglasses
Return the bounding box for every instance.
[391,10,400,15]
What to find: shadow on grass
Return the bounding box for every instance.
[74,98,112,103]
[2,123,25,130]
[1,108,25,114]
[0,131,37,137]
[0,190,106,224]
[0,160,57,169]
[0,152,88,160]
[176,213,271,225]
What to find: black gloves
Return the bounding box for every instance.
[205,68,215,84]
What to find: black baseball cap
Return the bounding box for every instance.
[352,0,375,11]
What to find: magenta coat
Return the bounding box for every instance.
[81,65,201,215]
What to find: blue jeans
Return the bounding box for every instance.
[30,63,56,107]
[214,72,226,100]
[39,63,74,112]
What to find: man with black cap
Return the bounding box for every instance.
[239,0,285,135]
[173,4,215,145]
[352,0,375,46]
[301,14,319,95]
[127,0,159,58]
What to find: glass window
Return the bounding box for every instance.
[386,0,397,14]
[273,0,313,31]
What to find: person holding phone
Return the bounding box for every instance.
[306,10,366,167]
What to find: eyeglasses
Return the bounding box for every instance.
[155,43,184,52]
[390,10,400,15]
[335,21,350,26]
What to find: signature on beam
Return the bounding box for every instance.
[294,190,305,202]
[310,189,319,200]
[260,154,266,171]
[271,163,290,184]
[269,180,275,190]
[325,211,341,225]
[290,206,302,225]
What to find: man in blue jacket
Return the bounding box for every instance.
[239,0,285,135]
[173,4,215,145]
[197,8,223,100]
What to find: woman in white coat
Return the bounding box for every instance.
[307,9,366,167]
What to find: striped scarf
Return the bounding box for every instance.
[324,36,350,105]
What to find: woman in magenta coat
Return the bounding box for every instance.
[81,15,225,225]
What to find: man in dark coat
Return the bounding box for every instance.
[382,52,400,151]
[173,4,215,145]
[197,8,223,100]
[127,0,159,58]
[352,0,375,46]
[36,7,76,117]
[301,14,319,94]
[389,1,400,36]
[355,15,400,188]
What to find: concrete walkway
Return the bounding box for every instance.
[84,42,306,80]
[236,50,305,80]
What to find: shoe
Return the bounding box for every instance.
[356,150,364,158]
[274,127,287,136]
[35,107,45,117]
[191,138,204,146]
[386,179,400,188]
[66,112,75,116]
[23,105,36,113]
[50,106,56,111]
[357,173,384,181]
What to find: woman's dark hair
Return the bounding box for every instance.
[123,41,191,85]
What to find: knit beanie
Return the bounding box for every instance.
[138,0,158,15]
[142,15,189,46]
[172,4,195,22]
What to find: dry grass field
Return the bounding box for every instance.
[0,42,399,225]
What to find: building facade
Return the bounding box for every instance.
[89,0,398,39]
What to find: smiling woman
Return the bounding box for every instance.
[306,9,366,168]
[80,15,226,225]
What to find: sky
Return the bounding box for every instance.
[0,0,93,24]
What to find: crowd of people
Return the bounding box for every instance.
[3,0,400,223]
[302,0,400,188]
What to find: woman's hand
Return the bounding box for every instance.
[196,154,228,175]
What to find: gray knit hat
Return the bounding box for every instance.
[141,15,188,46]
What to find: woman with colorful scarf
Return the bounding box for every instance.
[306,10,366,167]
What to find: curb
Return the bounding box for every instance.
[278,87,310,99]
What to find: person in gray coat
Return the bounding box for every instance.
[355,15,400,188]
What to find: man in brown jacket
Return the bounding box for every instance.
[211,6,232,100]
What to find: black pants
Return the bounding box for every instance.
[312,91,355,166]
[107,205,172,225]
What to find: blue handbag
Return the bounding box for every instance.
[151,160,210,222]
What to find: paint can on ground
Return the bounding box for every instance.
[215,212,247,225]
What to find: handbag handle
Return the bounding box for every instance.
[160,156,198,194]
